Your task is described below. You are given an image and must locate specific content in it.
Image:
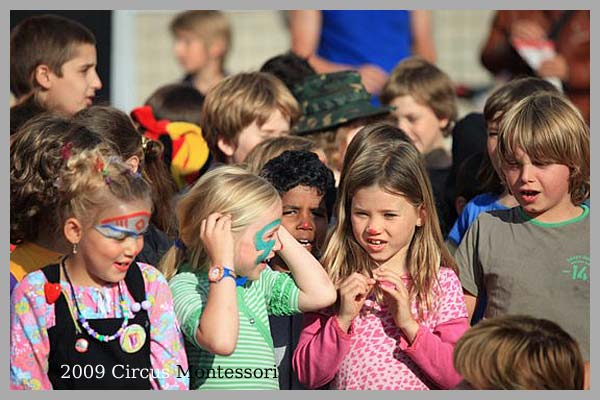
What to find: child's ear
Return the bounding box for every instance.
[63,217,83,245]
[125,155,140,173]
[34,64,53,90]
[438,117,450,131]
[416,205,427,227]
[217,135,236,158]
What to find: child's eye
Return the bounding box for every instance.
[283,210,297,216]
[312,210,326,218]
[384,213,397,218]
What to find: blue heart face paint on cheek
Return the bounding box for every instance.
[254,219,281,265]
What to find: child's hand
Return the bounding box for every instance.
[200,213,234,268]
[374,268,418,335]
[337,273,375,332]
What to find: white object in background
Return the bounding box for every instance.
[511,38,563,93]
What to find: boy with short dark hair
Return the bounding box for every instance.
[259,150,336,390]
[10,14,102,125]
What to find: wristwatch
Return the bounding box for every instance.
[208,265,237,283]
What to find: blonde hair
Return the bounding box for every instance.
[244,135,318,174]
[170,10,231,53]
[321,123,456,318]
[57,149,152,229]
[159,165,281,280]
[497,92,590,204]
[201,72,301,163]
[454,315,585,389]
[380,56,457,136]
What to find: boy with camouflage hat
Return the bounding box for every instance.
[291,71,393,184]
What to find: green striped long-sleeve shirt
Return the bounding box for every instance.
[169,265,301,390]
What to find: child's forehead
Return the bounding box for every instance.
[282,185,325,206]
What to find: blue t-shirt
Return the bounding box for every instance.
[317,10,412,74]
[447,193,509,247]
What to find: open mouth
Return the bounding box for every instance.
[113,261,131,272]
[520,190,540,203]
[365,238,387,251]
[297,239,314,251]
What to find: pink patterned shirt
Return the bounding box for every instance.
[10,262,188,390]
[293,267,468,390]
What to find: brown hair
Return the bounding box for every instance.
[322,123,455,318]
[380,56,457,136]
[454,315,585,389]
[244,135,318,175]
[201,72,300,162]
[73,106,179,237]
[57,149,152,229]
[497,92,590,205]
[478,77,560,195]
[170,10,231,68]
[11,114,115,244]
[144,83,205,126]
[10,14,96,99]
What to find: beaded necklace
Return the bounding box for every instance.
[61,257,130,342]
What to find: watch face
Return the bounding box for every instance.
[209,266,223,282]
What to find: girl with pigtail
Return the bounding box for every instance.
[292,123,469,390]
[162,165,336,390]
[73,105,179,266]
[10,149,188,390]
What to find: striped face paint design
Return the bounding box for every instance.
[94,211,151,240]
[254,218,281,265]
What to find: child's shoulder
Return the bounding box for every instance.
[475,206,519,226]
[470,193,501,208]
[11,269,48,301]
[437,265,460,285]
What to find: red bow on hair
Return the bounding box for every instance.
[130,105,170,141]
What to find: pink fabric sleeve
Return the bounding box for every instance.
[292,311,353,389]
[399,318,469,389]
[10,272,54,390]
[140,263,189,390]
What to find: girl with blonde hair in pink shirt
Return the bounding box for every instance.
[292,123,469,390]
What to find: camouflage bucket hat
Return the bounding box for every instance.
[291,71,392,135]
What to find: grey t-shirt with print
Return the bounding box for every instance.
[456,205,590,360]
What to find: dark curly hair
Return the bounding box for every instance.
[259,150,336,219]
[10,113,116,243]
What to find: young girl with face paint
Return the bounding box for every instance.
[10,149,188,390]
[292,124,469,390]
[162,165,336,390]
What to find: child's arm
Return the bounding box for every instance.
[196,213,238,355]
[464,291,478,323]
[276,226,337,311]
[10,274,53,390]
[140,264,189,390]
[292,311,353,389]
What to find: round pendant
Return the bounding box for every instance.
[75,337,89,353]
[119,324,147,353]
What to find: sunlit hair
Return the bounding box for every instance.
[159,165,281,280]
[454,315,585,389]
[201,72,300,163]
[10,113,115,244]
[244,135,318,175]
[497,92,589,204]
[321,123,456,318]
[73,105,178,237]
[56,149,152,230]
[478,77,559,194]
[380,56,457,136]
